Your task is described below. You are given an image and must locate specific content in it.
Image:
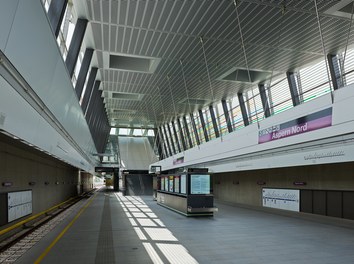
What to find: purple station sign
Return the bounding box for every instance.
[259,108,332,144]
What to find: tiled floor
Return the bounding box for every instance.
[13,188,354,264]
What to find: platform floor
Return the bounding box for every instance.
[14,188,354,264]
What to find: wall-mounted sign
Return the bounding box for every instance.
[173,157,184,165]
[262,188,299,212]
[259,108,332,144]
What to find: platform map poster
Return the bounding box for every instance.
[190,174,210,194]
[8,190,32,222]
[262,188,300,212]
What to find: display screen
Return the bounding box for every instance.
[190,174,210,194]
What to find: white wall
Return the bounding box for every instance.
[119,137,158,170]
[0,0,99,171]
[151,84,354,173]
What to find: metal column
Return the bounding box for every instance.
[167,124,177,154]
[65,18,88,78]
[171,121,181,153]
[183,116,193,148]
[327,54,342,90]
[221,100,233,133]
[237,93,249,126]
[286,72,301,106]
[209,105,220,138]
[163,125,173,156]
[190,113,200,145]
[48,0,68,38]
[81,67,98,114]
[75,48,94,99]
[154,128,164,160]
[258,84,271,118]
[177,118,187,151]
[198,110,209,142]
[159,127,169,158]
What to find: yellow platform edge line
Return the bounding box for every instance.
[34,192,98,264]
[0,196,77,236]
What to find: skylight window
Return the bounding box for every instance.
[119,128,130,135]
[133,129,143,136]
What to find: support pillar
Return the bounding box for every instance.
[183,116,193,148]
[237,93,249,126]
[75,48,94,99]
[199,109,209,142]
[258,84,271,118]
[286,71,301,106]
[327,54,342,90]
[48,0,68,38]
[65,18,88,78]
[209,105,220,138]
[222,100,233,133]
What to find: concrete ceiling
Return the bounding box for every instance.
[74,0,354,128]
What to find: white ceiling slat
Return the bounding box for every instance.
[80,0,352,126]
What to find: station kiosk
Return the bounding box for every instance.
[156,168,217,216]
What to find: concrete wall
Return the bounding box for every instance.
[0,0,99,172]
[0,133,77,227]
[213,162,354,207]
[81,172,94,192]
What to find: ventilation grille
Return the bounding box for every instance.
[178,98,209,105]
[217,67,272,84]
[108,54,161,73]
[111,92,144,101]
[324,1,354,19]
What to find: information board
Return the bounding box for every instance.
[262,188,300,212]
[180,174,187,194]
[174,176,180,193]
[190,174,210,194]
[169,176,174,192]
[164,176,169,191]
[160,177,164,191]
[8,190,32,222]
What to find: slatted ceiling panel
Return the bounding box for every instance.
[79,0,350,126]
